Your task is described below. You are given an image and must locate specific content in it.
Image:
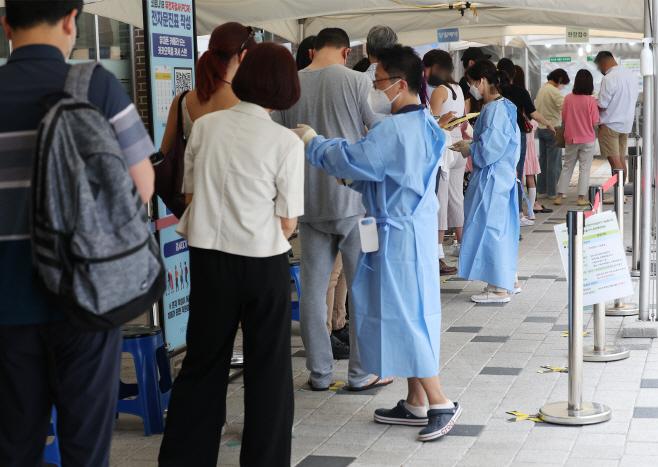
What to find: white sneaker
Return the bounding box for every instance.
[508,287,522,295]
[520,216,534,227]
[471,292,510,303]
[450,242,461,257]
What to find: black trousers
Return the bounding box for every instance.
[158,248,294,467]
[0,321,122,467]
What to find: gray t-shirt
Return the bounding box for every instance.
[272,64,381,223]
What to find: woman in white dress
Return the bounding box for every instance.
[425,50,466,269]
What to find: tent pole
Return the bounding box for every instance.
[652,0,658,322]
[525,45,529,90]
[640,0,655,321]
[297,18,306,45]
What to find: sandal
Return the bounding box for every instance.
[533,205,553,214]
[348,377,393,392]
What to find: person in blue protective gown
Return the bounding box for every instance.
[452,59,521,303]
[295,45,462,442]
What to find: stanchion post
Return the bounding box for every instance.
[606,169,639,316]
[541,211,611,424]
[584,187,630,362]
[631,155,642,277]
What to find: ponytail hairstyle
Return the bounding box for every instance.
[196,22,257,104]
[465,59,510,94]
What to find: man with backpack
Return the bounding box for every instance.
[0,2,156,466]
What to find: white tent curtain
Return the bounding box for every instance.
[0,1,645,46]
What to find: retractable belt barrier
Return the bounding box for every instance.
[583,185,629,363]
[539,210,612,426]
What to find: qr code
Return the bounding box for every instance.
[174,67,193,95]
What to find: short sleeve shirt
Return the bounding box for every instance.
[501,84,536,129]
[0,45,155,325]
[177,102,304,257]
[272,64,381,223]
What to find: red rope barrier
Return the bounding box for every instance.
[584,173,619,220]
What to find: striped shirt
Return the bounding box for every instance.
[0,45,155,325]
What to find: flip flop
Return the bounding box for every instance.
[348,377,393,392]
[533,205,553,214]
[307,379,329,392]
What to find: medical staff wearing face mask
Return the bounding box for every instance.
[296,45,462,443]
[451,59,521,303]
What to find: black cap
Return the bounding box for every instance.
[461,47,491,65]
[593,51,614,64]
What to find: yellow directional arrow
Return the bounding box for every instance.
[538,366,568,374]
[506,411,544,423]
[562,331,590,338]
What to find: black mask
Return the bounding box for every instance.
[428,73,443,87]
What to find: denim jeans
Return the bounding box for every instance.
[537,128,562,196]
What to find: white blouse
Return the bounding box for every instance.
[176,101,305,257]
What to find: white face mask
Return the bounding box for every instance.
[368,80,401,115]
[469,80,483,101]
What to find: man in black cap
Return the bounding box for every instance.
[458,47,491,101]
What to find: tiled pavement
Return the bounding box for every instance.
[108,159,658,467]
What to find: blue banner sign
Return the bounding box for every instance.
[437,28,460,43]
[144,0,196,353]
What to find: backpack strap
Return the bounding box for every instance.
[64,62,101,101]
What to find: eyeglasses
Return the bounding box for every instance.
[372,77,402,88]
[240,26,256,51]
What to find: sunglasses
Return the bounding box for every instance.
[240,26,256,51]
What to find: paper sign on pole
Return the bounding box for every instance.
[566,27,589,43]
[554,211,633,307]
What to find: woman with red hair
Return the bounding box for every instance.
[160,22,257,154]
[158,42,303,467]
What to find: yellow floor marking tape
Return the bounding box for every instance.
[538,366,568,374]
[506,411,544,423]
[562,331,591,337]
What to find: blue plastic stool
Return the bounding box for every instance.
[289,258,301,322]
[117,324,172,436]
[44,406,61,466]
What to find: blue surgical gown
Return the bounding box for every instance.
[306,108,446,379]
[458,98,521,290]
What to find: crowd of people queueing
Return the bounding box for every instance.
[0,1,641,466]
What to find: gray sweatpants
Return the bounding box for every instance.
[299,216,371,388]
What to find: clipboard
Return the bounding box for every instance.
[439,112,480,129]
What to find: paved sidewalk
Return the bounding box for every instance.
[108,159,658,467]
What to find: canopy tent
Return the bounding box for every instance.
[0,1,642,48]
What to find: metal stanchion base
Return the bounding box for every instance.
[606,303,639,316]
[540,401,611,425]
[583,345,630,362]
[630,269,641,277]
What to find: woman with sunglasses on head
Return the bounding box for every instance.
[157,23,256,216]
[158,42,304,467]
[452,59,521,303]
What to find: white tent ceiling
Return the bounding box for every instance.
[0,1,646,47]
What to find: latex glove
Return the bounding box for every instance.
[451,139,471,158]
[291,124,318,147]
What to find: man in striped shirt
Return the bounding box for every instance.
[0,2,155,466]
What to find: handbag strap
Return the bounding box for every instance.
[177,90,190,140]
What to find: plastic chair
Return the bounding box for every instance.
[289,258,301,322]
[117,324,172,436]
[43,406,61,467]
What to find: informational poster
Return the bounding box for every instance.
[554,211,634,307]
[622,59,643,92]
[437,28,459,43]
[144,0,196,353]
